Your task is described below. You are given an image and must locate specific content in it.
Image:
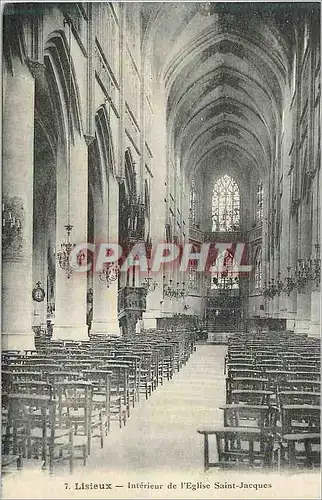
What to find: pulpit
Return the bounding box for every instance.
[118,287,147,336]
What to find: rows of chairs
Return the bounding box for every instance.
[198,330,320,471]
[2,330,196,475]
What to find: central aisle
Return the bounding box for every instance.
[88,344,227,473]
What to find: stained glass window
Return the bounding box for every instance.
[212,175,240,232]
[254,246,262,289]
[256,181,263,224]
[189,179,196,226]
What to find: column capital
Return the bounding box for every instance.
[116,174,125,185]
[26,58,46,80]
[83,134,95,147]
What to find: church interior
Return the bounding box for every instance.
[2,1,321,482]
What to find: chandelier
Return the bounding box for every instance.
[163,278,175,298]
[176,282,188,299]
[57,22,76,279]
[98,262,120,288]
[283,266,296,296]
[287,244,320,293]
[263,244,321,299]
[142,268,158,293]
[57,224,76,279]
[312,243,321,285]
[295,258,311,292]
[163,278,188,300]
[2,198,23,251]
[275,272,284,296]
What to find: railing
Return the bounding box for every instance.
[189,226,204,243]
[248,225,263,241]
[205,231,246,242]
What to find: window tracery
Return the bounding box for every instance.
[189,179,196,226]
[256,181,263,224]
[212,175,240,232]
[254,246,262,289]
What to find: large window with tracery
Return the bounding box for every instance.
[256,181,263,224]
[254,246,262,289]
[189,179,196,226]
[212,175,240,232]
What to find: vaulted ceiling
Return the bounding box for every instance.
[141,2,316,179]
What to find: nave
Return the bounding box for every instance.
[1,3,321,498]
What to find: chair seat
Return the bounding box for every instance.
[55,434,87,447]
[282,433,320,442]
[2,454,21,467]
[66,407,100,417]
[92,395,107,403]
[30,427,70,439]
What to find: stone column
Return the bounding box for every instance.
[142,279,162,329]
[309,288,320,337]
[53,135,89,341]
[144,89,168,324]
[294,203,311,333]
[2,59,35,351]
[285,187,297,331]
[31,217,47,330]
[91,175,121,336]
[309,176,320,337]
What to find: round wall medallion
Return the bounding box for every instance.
[32,282,45,302]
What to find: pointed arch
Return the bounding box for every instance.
[124,148,137,202]
[96,106,116,178]
[44,29,83,144]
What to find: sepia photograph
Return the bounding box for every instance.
[1,1,321,498]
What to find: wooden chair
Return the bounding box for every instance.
[281,379,320,393]
[228,368,266,379]
[280,404,320,435]
[47,371,81,384]
[1,453,22,474]
[55,381,103,455]
[197,427,277,470]
[83,369,112,434]
[3,393,83,474]
[278,391,320,406]
[220,404,277,429]
[10,380,54,398]
[101,363,128,428]
[279,433,320,468]
[290,371,321,381]
[226,377,269,399]
[229,389,274,405]
[115,354,141,405]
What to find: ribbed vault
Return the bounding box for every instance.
[142,2,305,179]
